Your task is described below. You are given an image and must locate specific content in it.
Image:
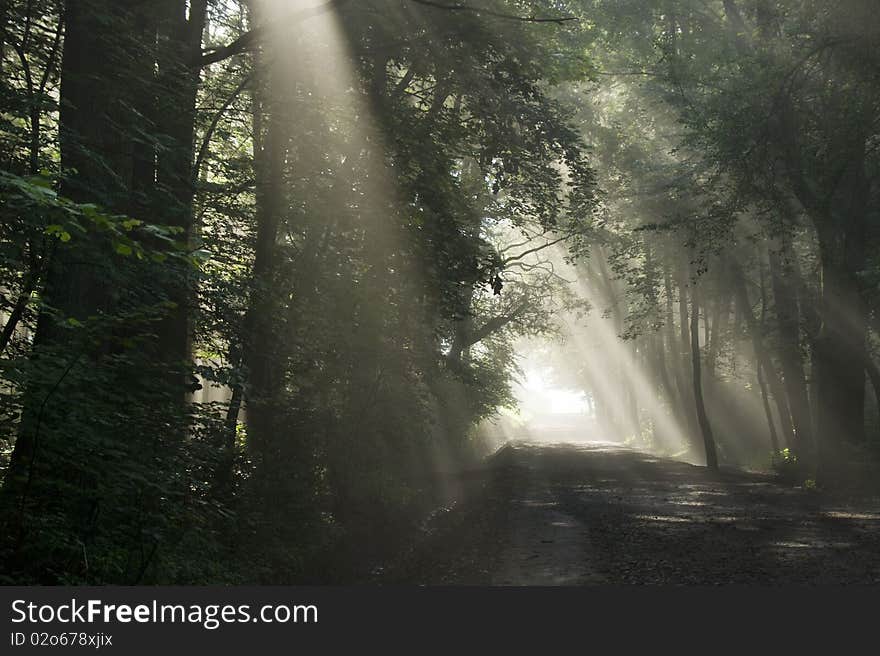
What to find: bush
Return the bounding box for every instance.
[771,448,801,483]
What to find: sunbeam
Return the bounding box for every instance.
[3,0,880,594]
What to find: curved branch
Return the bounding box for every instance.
[193,73,254,184]
[502,233,571,266]
[461,299,531,349]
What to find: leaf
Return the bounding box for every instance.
[28,173,54,189]
[45,224,72,242]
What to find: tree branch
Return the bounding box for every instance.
[502,233,571,265]
[193,73,254,184]
[197,0,577,68]
[409,0,578,24]
[197,0,351,68]
[463,299,531,347]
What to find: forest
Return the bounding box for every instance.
[1,0,878,585]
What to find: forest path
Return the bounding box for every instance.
[381,441,880,584]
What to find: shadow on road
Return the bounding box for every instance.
[380,441,880,584]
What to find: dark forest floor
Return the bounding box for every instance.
[377,441,880,584]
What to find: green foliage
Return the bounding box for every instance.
[0,168,224,582]
[3,0,599,583]
[771,447,801,482]
[3,0,877,585]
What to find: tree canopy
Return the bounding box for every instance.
[1,0,878,584]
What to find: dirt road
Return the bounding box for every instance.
[381,441,880,584]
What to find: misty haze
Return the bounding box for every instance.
[1,0,880,586]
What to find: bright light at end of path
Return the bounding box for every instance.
[519,369,590,416]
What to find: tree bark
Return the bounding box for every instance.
[154,0,208,385]
[689,280,718,470]
[240,13,290,473]
[812,180,869,480]
[706,291,729,378]
[767,240,812,459]
[6,0,141,493]
[674,259,699,448]
[662,259,692,447]
[757,361,781,454]
[729,258,793,450]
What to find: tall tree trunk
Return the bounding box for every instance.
[706,291,729,378]
[814,232,868,461]
[689,279,718,470]
[154,0,208,389]
[241,15,290,476]
[652,330,675,408]
[6,0,141,494]
[675,258,699,448]
[767,240,812,460]
[729,258,793,450]
[663,259,692,447]
[757,361,781,454]
[626,341,641,440]
[781,110,870,479]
